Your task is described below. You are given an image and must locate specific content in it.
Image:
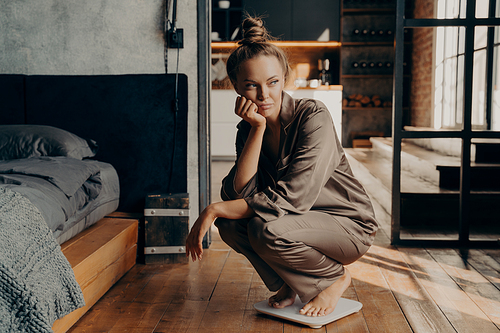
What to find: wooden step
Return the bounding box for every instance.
[437,164,500,190]
[473,139,500,163]
[371,137,500,190]
[345,148,500,231]
[52,217,138,333]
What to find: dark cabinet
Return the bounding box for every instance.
[212,0,243,41]
[292,0,340,41]
[242,0,292,40]
[240,0,340,41]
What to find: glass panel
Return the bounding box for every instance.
[476,0,489,18]
[458,27,466,55]
[445,27,459,58]
[459,0,467,19]
[492,46,500,130]
[456,54,465,126]
[434,25,462,129]
[398,137,461,240]
[436,0,462,19]
[446,0,460,18]
[474,26,488,50]
[443,56,459,127]
[472,49,487,128]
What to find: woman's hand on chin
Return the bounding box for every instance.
[235,96,266,128]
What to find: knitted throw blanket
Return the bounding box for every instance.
[0,187,85,333]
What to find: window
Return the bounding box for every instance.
[433,0,500,130]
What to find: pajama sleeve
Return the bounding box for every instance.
[245,101,343,221]
[220,121,259,201]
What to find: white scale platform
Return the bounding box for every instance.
[254,296,362,329]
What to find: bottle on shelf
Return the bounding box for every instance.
[318,59,332,85]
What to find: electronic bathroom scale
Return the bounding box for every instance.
[254,296,362,329]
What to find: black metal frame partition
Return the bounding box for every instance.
[392,0,500,247]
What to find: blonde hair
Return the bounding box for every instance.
[226,16,291,85]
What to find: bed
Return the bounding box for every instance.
[0,125,120,332]
[0,73,188,332]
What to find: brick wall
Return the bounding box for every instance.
[410,0,434,127]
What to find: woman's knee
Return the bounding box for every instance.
[247,217,274,252]
[214,218,237,240]
[214,218,248,251]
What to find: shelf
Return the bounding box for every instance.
[212,7,243,11]
[211,41,342,48]
[342,74,412,79]
[343,107,392,111]
[342,8,395,14]
[342,74,393,78]
[342,41,393,46]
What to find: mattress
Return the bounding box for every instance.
[0,157,119,244]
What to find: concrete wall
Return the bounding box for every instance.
[0,0,201,219]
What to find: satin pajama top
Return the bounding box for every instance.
[221,92,378,246]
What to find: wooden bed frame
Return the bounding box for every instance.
[52,215,138,333]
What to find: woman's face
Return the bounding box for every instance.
[234,55,285,119]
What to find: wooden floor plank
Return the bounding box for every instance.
[348,254,412,333]
[241,308,284,332]
[466,249,500,291]
[368,241,457,333]
[428,248,500,329]
[400,248,499,333]
[68,264,159,332]
[153,300,209,333]
[200,248,255,331]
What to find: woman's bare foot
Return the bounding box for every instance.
[268,283,297,309]
[299,268,352,317]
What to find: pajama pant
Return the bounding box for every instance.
[215,211,370,303]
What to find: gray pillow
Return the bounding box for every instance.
[0,125,98,160]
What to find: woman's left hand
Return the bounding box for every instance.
[185,207,215,262]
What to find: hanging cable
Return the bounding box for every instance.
[166,0,181,192]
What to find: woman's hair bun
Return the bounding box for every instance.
[239,16,270,46]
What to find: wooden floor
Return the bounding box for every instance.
[69,161,500,333]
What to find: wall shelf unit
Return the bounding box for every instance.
[340,0,411,147]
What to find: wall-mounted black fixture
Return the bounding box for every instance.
[168,28,184,48]
[167,0,184,48]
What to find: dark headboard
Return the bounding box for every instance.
[0,74,188,213]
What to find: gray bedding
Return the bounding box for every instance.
[0,156,119,241]
[0,187,85,332]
